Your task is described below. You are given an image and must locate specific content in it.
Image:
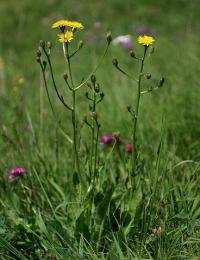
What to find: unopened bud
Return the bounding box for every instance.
[94,83,100,93]
[112,58,118,67]
[43,61,47,70]
[106,32,112,44]
[146,74,151,79]
[158,77,165,87]
[47,41,52,49]
[130,50,136,58]
[92,112,98,119]
[39,40,45,48]
[100,92,104,99]
[85,92,89,99]
[36,57,40,63]
[36,50,41,58]
[63,73,68,81]
[127,105,131,112]
[78,40,84,49]
[91,74,96,84]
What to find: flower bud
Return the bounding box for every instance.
[158,77,165,87]
[94,83,100,93]
[63,73,68,81]
[85,92,89,99]
[39,40,45,48]
[106,32,112,44]
[43,61,47,70]
[126,105,131,112]
[100,92,104,99]
[47,41,52,49]
[36,50,41,58]
[92,112,98,120]
[36,57,40,63]
[78,40,84,49]
[130,50,136,58]
[146,74,151,79]
[91,74,96,84]
[112,58,118,67]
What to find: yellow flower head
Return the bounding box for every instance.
[64,21,84,29]
[57,31,74,43]
[52,20,84,30]
[52,20,69,29]
[138,35,155,46]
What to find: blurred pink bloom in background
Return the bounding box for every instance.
[112,35,133,50]
[8,167,27,181]
[125,144,133,154]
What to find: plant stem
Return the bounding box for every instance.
[131,46,147,179]
[65,43,81,182]
[89,93,96,182]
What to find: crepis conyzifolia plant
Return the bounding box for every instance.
[36,20,112,190]
[112,35,165,186]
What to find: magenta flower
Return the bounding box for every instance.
[101,135,113,144]
[125,144,133,154]
[8,167,27,182]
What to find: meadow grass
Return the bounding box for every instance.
[0,0,200,259]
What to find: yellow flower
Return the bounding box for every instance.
[64,21,84,29]
[52,20,84,30]
[52,20,69,29]
[138,35,155,46]
[57,31,74,43]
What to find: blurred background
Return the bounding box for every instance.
[0,0,199,162]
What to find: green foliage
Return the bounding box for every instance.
[0,0,200,259]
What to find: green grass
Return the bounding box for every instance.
[0,0,200,259]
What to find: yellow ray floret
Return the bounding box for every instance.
[52,20,84,29]
[58,31,74,43]
[138,35,155,46]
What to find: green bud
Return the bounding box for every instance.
[78,40,84,49]
[130,50,136,58]
[112,58,118,67]
[92,112,98,120]
[106,32,112,44]
[85,92,89,99]
[91,74,96,84]
[94,83,100,93]
[146,74,151,79]
[158,77,165,87]
[43,61,47,69]
[63,73,68,81]
[126,105,131,112]
[39,40,45,48]
[47,41,52,49]
[100,92,104,99]
[36,50,41,58]
[36,57,40,63]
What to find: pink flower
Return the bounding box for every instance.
[8,167,27,182]
[101,135,113,144]
[125,144,133,154]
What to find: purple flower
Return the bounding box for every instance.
[101,135,113,144]
[122,41,133,50]
[8,167,27,182]
[101,135,125,145]
[125,144,133,154]
[112,35,133,50]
